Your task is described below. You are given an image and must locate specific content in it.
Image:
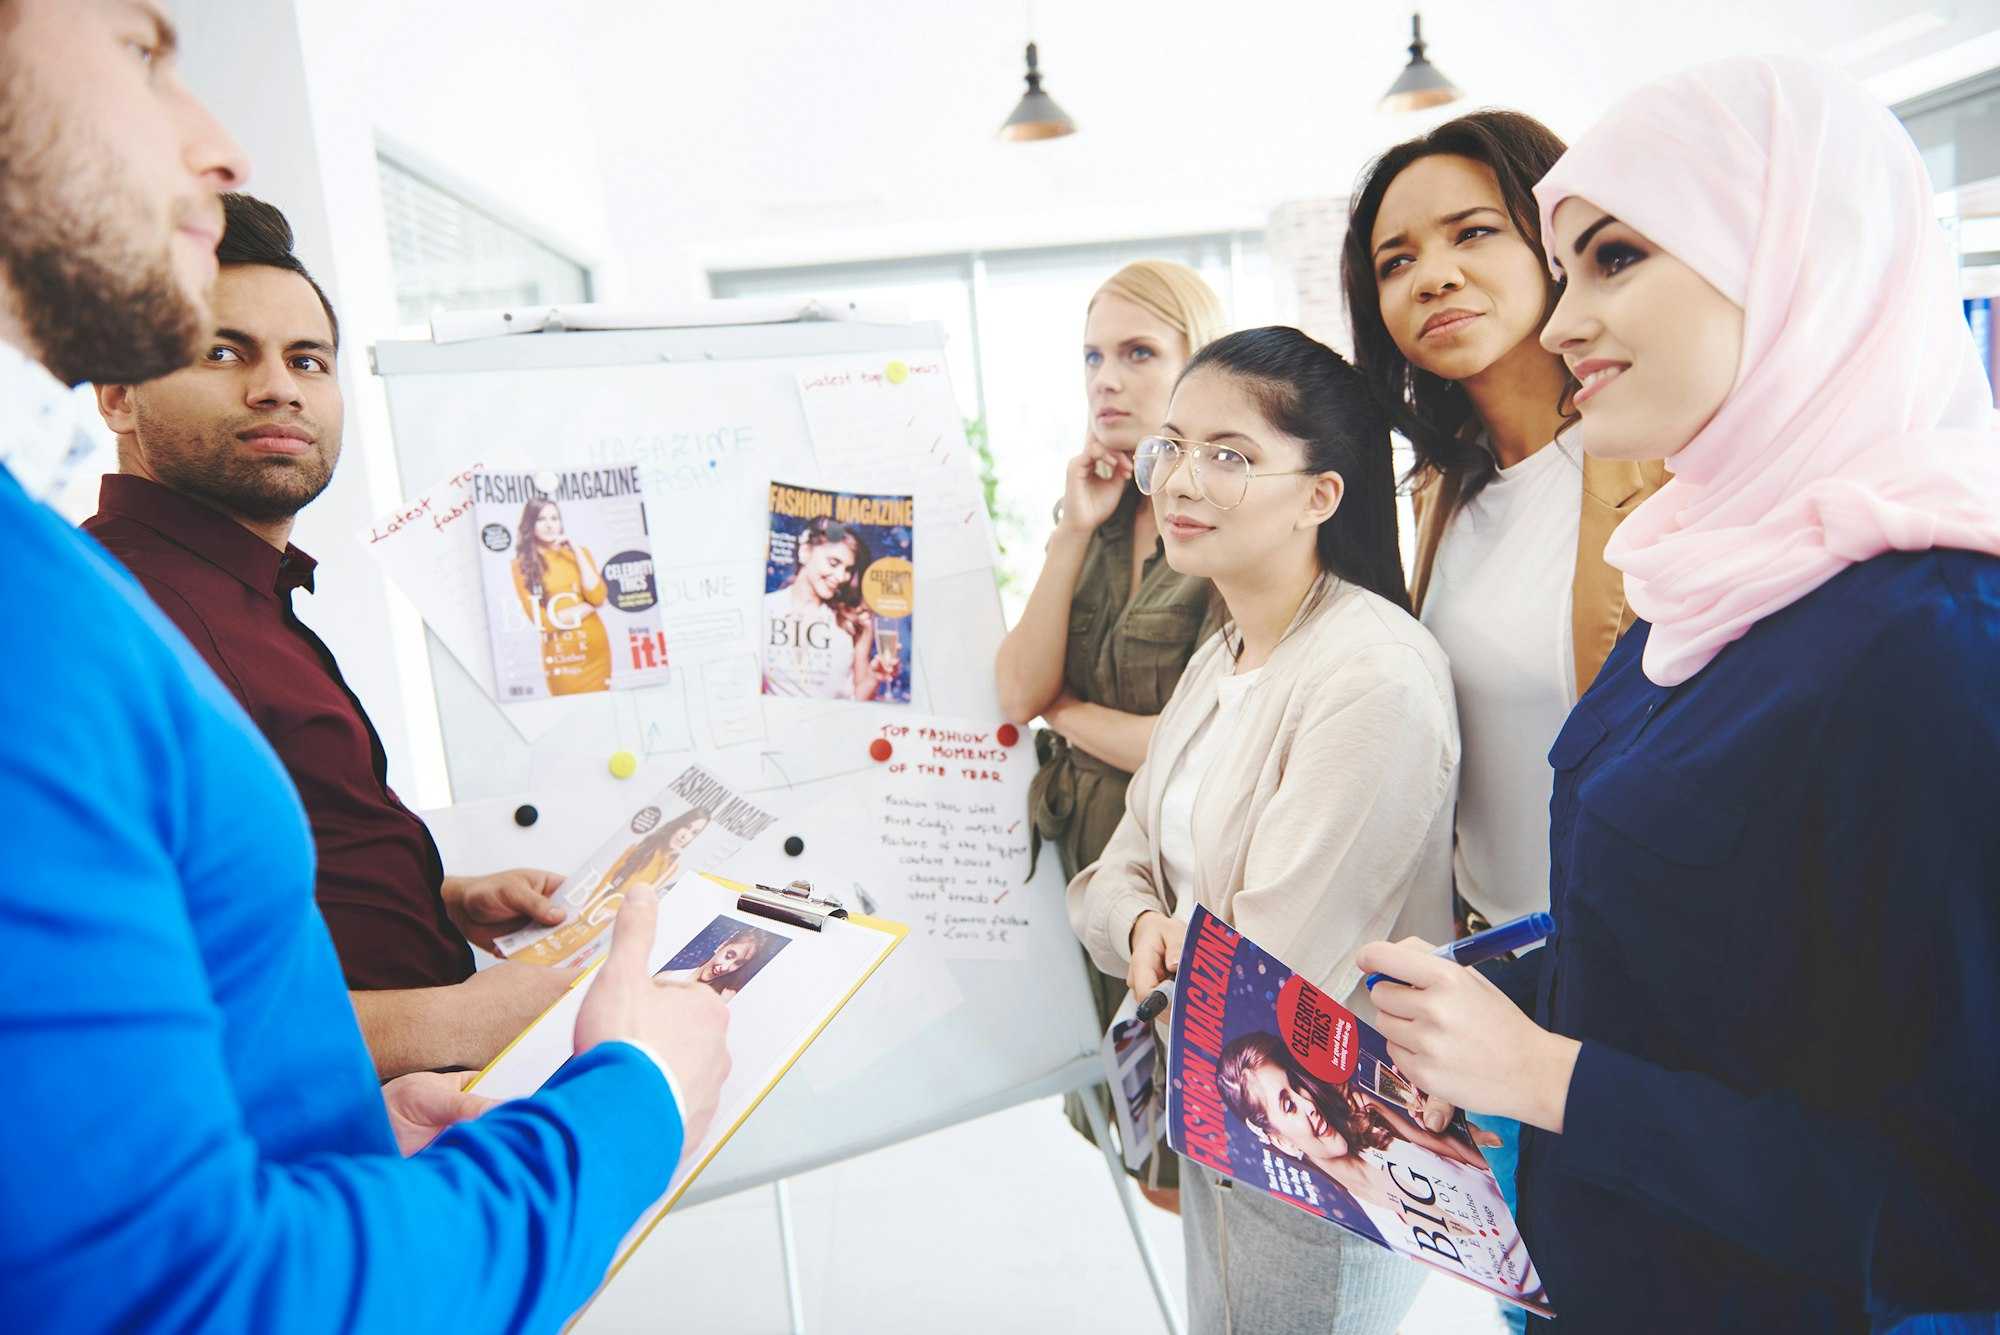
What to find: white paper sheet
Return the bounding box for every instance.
[354,460,577,742]
[793,355,996,580]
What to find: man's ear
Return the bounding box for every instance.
[1299,469,1345,531]
[95,383,138,435]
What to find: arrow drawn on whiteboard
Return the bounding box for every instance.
[759,751,796,792]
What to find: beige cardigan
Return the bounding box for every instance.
[1066,576,1459,1015]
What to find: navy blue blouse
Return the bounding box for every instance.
[1498,550,2000,1332]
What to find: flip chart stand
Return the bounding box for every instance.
[1080,1086,1185,1334]
[773,1180,806,1335]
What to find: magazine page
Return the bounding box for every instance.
[471,464,670,702]
[762,481,913,704]
[470,876,905,1318]
[1101,993,1165,1174]
[493,763,780,968]
[1165,906,1555,1317]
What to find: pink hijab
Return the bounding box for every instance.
[1535,57,2000,687]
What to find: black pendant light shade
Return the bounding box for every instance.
[1380,12,1463,114]
[999,42,1076,142]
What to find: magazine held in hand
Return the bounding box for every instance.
[493,764,779,969]
[762,481,913,703]
[1166,906,1554,1317]
[472,464,670,701]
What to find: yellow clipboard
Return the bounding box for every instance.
[466,871,906,1328]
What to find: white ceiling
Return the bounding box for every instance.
[294,0,2000,293]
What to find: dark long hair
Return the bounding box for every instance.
[1179,327,1409,612]
[514,498,562,604]
[1341,110,1571,504]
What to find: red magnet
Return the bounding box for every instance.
[996,723,1020,747]
[868,738,893,762]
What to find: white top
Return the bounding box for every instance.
[1157,665,1264,918]
[1420,437,1582,929]
[762,586,857,699]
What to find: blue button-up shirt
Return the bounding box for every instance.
[1500,549,2000,1332]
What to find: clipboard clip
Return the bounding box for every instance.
[736,879,849,932]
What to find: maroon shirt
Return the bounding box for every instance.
[85,474,473,990]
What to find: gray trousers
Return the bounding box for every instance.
[1182,1163,1427,1335]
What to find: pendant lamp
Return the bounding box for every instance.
[1379,12,1463,115]
[998,42,1076,142]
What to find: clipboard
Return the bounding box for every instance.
[467,871,906,1326]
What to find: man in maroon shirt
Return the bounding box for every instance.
[85,193,574,1078]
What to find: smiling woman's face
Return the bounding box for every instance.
[1540,197,1745,460]
[534,504,564,542]
[1243,1062,1349,1167]
[1150,366,1333,585]
[800,537,857,602]
[697,935,757,981]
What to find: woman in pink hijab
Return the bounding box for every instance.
[1358,56,2000,1330]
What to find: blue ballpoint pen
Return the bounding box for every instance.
[1362,911,1557,989]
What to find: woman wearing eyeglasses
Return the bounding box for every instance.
[1068,326,1459,1333]
[997,260,1225,1211]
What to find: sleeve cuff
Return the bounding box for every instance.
[608,1038,686,1120]
[1547,1040,1657,1196]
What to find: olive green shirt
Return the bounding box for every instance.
[1028,488,1216,881]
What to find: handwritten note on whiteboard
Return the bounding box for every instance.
[794,357,994,581]
[354,461,575,742]
[867,717,1032,960]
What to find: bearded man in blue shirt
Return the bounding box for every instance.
[0,4,733,1331]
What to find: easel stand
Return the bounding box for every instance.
[1081,1083,1186,1335]
[773,1180,805,1335]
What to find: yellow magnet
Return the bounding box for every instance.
[608,750,638,779]
[885,360,909,384]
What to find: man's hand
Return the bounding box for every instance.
[383,1071,498,1156]
[1356,936,1582,1134]
[1127,909,1187,1002]
[573,879,733,1149]
[442,868,567,954]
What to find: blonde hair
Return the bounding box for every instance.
[1089,259,1227,360]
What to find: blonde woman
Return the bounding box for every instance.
[996,260,1225,1210]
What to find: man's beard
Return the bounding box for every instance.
[0,58,206,386]
[133,403,338,523]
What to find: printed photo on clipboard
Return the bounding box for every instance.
[469,874,904,1326]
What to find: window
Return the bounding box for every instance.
[378,153,592,328]
[1898,70,2000,400]
[711,233,1272,610]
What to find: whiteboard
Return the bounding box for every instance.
[372,320,1102,1205]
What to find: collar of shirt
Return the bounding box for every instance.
[95,473,318,598]
[0,337,101,508]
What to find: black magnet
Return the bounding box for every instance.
[514,804,539,828]
[783,835,805,857]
